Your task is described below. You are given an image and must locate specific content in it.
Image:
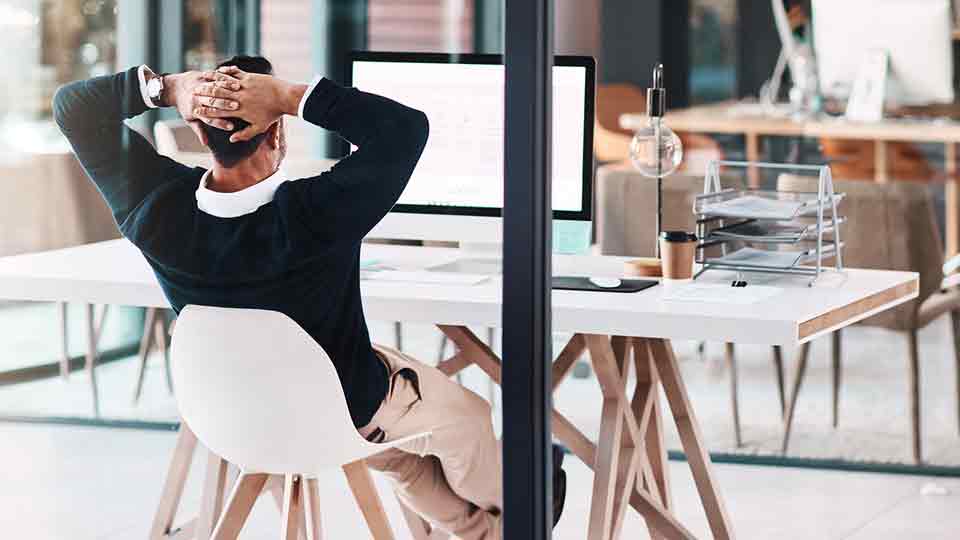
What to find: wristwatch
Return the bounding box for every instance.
[146,72,168,108]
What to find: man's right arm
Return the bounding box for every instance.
[292,79,429,245]
[54,67,236,230]
[53,67,194,230]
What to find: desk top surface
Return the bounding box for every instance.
[621,102,960,143]
[0,239,917,346]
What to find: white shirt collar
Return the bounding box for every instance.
[196,167,289,218]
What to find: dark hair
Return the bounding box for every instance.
[200,55,274,168]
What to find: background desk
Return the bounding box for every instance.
[0,240,918,540]
[621,104,960,255]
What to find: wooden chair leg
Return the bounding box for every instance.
[394,322,403,352]
[951,310,960,436]
[133,307,158,404]
[302,477,323,540]
[84,303,101,417]
[771,346,786,418]
[907,330,922,464]
[436,334,463,385]
[198,452,230,539]
[343,460,396,540]
[150,425,199,540]
[58,302,70,379]
[725,343,742,447]
[781,342,811,455]
[436,335,448,364]
[831,330,843,429]
[267,476,308,540]
[486,327,498,407]
[211,473,269,540]
[154,313,174,394]
[282,475,305,540]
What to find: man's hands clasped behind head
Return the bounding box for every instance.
[191,66,305,143]
[161,69,240,145]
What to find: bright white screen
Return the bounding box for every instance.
[351,61,587,212]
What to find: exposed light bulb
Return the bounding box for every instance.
[629,64,683,178]
[629,118,683,178]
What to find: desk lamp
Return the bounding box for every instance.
[629,64,683,255]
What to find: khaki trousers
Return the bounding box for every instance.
[359,344,502,540]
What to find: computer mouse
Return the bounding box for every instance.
[588,277,622,289]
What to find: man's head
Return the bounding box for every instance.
[199,55,285,168]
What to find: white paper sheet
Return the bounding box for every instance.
[700,196,806,220]
[660,283,783,305]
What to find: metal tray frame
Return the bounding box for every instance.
[693,160,845,286]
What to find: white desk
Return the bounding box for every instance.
[0,239,918,540]
[0,239,916,347]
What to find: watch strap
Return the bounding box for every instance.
[149,73,170,108]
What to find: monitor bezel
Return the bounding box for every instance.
[347,51,596,222]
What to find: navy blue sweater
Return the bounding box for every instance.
[53,67,429,426]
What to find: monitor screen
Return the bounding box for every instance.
[349,53,595,220]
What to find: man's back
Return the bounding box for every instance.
[53,67,429,426]
[130,170,383,424]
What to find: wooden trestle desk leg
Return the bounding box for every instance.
[648,338,735,540]
[436,326,731,540]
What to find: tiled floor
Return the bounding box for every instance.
[0,423,957,539]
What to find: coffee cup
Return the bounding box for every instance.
[659,231,697,281]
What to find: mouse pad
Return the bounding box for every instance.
[551,276,659,293]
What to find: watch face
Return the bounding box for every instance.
[147,77,163,99]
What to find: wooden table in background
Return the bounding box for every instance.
[621,103,960,255]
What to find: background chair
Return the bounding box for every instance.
[170,305,430,539]
[773,176,960,464]
[819,139,935,181]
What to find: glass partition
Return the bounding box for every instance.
[0,1,146,424]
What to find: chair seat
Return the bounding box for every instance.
[917,288,960,329]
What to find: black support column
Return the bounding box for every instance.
[311,0,367,157]
[502,1,554,539]
[736,0,780,99]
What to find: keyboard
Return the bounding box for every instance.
[361,270,490,286]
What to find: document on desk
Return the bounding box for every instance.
[660,283,783,305]
[362,270,490,286]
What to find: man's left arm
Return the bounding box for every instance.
[53,67,198,229]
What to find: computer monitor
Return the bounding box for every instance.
[812,0,955,106]
[348,52,595,245]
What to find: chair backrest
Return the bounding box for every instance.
[595,163,739,257]
[777,174,942,330]
[170,305,384,475]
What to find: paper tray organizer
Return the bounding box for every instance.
[693,160,845,286]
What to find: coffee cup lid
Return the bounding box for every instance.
[660,231,698,242]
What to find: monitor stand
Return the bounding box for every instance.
[428,242,503,275]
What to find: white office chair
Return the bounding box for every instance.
[170,305,430,540]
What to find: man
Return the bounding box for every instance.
[53,56,564,539]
